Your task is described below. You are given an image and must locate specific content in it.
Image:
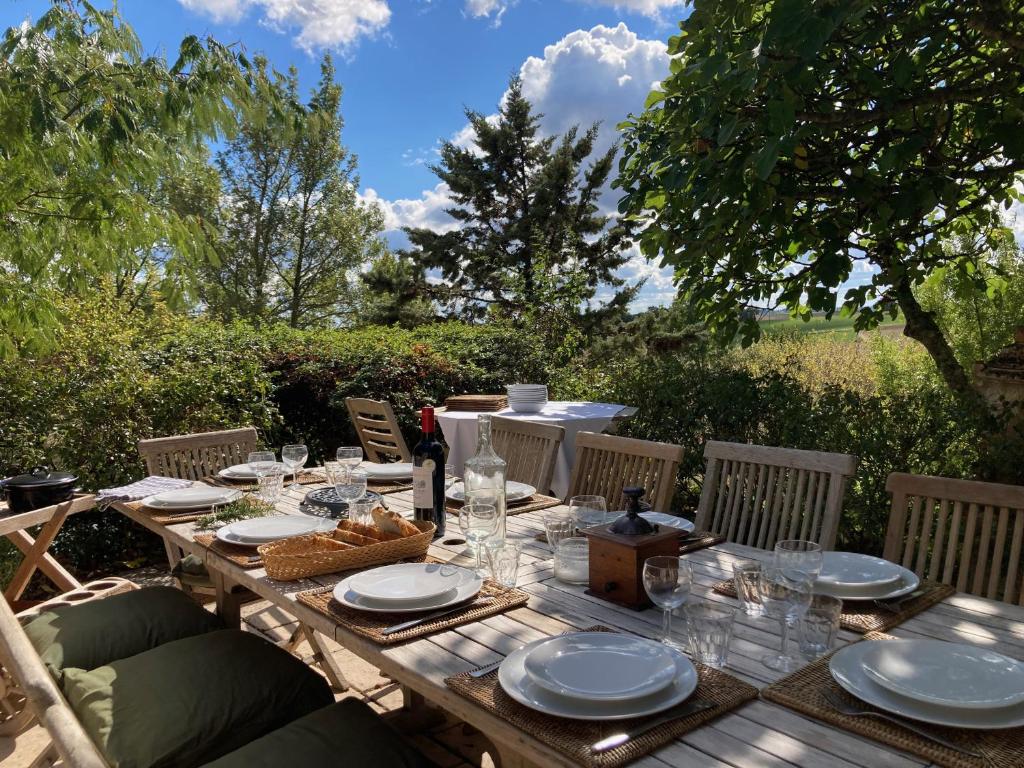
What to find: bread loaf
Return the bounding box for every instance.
[372,507,421,537]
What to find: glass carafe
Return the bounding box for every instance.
[462,415,507,543]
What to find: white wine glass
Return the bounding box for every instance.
[758,567,813,672]
[773,539,823,580]
[335,468,367,512]
[642,556,692,649]
[247,451,276,475]
[569,495,608,529]
[336,446,363,472]
[459,503,497,570]
[281,444,308,488]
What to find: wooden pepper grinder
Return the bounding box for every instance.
[581,487,681,610]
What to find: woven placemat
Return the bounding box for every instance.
[762,632,1022,768]
[210,469,328,492]
[368,480,414,494]
[712,578,954,634]
[126,501,209,525]
[449,494,562,517]
[193,533,263,569]
[445,625,758,768]
[296,574,529,645]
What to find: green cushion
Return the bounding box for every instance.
[64,629,333,768]
[23,586,224,685]
[202,699,436,768]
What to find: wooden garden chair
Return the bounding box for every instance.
[491,416,565,495]
[137,428,350,691]
[883,472,1024,605]
[566,432,684,512]
[137,427,259,479]
[345,397,411,462]
[694,441,858,551]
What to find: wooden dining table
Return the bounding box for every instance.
[113,479,1024,768]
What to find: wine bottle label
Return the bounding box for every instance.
[413,460,436,508]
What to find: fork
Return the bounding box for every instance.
[873,589,925,613]
[822,689,984,759]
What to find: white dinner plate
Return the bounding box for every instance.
[508,403,546,413]
[522,632,677,701]
[500,637,698,721]
[219,462,290,480]
[332,569,483,614]
[816,552,902,589]
[446,481,536,504]
[141,484,240,510]
[219,516,335,545]
[862,640,1024,710]
[830,641,1024,729]
[639,512,696,533]
[812,566,920,601]
[359,461,414,481]
[348,563,468,604]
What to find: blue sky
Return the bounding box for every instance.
[5,0,696,308]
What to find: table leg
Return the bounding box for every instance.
[211,571,241,629]
[4,506,79,602]
[302,626,350,692]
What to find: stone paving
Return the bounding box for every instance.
[1,567,499,768]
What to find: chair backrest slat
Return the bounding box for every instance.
[695,441,858,550]
[883,472,1024,605]
[345,398,411,463]
[138,427,259,480]
[490,417,565,494]
[566,432,684,511]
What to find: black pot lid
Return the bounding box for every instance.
[3,466,78,488]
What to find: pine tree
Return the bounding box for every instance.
[203,55,386,327]
[403,77,639,327]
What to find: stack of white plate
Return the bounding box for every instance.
[140,483,240,511]
[215,516,336,548]
[830,639,1024,729]
[813,552,920,601]
[506,384,548,413]
[332,562,482,613]
[499,632,699,720]
[218,462,290,480]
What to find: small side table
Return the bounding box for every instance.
[0,494,95,607]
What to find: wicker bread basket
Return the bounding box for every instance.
[258,519,435,581]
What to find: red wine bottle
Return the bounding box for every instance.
[412,406,445,538]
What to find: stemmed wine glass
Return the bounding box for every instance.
[334,468,367,513]
[642,556,693,649]
[757,567,813,672]
[336,446,363,474]
[569,495,608,529]
[247,451,277,475]
[460,503,498,570]
[774,539,823,580]
[281,444,308,489]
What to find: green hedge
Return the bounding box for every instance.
[2,297,1020,589]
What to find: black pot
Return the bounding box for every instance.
[1,466,78,514]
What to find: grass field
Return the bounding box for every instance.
[758,314,904,339]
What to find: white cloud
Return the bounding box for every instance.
[360,183,457,236]
[177,0,390,52]
[464,0,514,24]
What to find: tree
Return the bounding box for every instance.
[404,77,639,326]
[616,0,1024,402]
[202,55,386,328]
[916,232,1024,370]
[0,1,254,355]
[357,253,435,328]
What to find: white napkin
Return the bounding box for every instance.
[97,476,193,503]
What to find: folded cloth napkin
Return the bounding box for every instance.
[97,476,193,503]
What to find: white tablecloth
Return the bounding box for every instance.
[437,401,626,499]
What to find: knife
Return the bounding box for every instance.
[590,699,716,753]
[381,597,495,636]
